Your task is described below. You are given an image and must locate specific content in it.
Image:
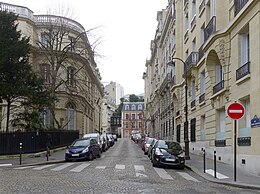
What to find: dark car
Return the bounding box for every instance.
[100,135,108,152]
[151,140,185,169]
[65,138,101,161]
[147,138,157,159]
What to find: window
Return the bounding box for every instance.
[200,115,206,141]
[210,0,216,18]
[192,0,196,18]
[191,80,196,102]
[192,38,196,52]
[240,33,250,66]
[40,32,50,48]
[216,64,224,83]
[67,66,76,86]
[40,64,50,83]
[132,114,135,120]
[131,105,136,110]
[125,114,129,119]
[219,109,226,133]
[125,105,129,110]
[40,108,50,127]
[125,122,128,128]
[138,104,142,110]
[138,113,142,119]
[66,108,76,130]
[132,122,135,128]
[138,122,142,129]
[200,71,206,94]
[68,36,76,52]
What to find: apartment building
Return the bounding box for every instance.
[121,102,146,138]
[104,81,124,106]
[0,2,104,136]
[144,0,259,175]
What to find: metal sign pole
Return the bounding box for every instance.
[234,119,237,182]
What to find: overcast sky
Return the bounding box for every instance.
[2,0,168,95]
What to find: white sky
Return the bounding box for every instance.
[2,0,168,95]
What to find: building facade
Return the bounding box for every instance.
[121,102,146,138]
[0,2,104,137]
[101,95,116,135]
[105,81,124,106]
[144,0,259,175]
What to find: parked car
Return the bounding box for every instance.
[100,135,108,152]
[144,137,156,155]
[147,138,157,159]
[65,138,101,161]
[83,133,102,151]
[112,134,117,142]
[107,134,114,147]
[151,140,185,169]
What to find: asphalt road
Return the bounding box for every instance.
[0,138,259,194]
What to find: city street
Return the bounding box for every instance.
[0,139,259,194]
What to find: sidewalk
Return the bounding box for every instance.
[0,147,66,166]
[185,153,260,190]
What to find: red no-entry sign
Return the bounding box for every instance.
[227,102,245,120]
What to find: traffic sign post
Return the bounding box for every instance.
[227,102,245,182]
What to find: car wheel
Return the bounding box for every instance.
[152,158,157,167]
[88,152,93,161]
[97,149,101,158]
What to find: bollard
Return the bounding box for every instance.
[46,146,49,161]
[214,150,217,178]
[203,148,206,173]
[19,142,22,165]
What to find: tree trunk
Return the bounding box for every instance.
[6,99,11,132]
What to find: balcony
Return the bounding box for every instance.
[199,93,205,104]
[204,16,216,42]
[213,80,224,94]
[191,100,196,109]
[236,61,250,81]
[198,44,205,62]
[184,29,189,43]
[234,0,249,16]
[185,52,198,72]
[160,73,176,92]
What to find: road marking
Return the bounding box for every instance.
[134,165,147,177]
[115,164,125,170]
[33,164,56,170]
[70,163,90,172]
[153,167,173,180]
[95,166,106,169]
[177,172,200,182]
[206,169,229,179]
[14,166,36,169]
[51,163,75,171]
[0,164,12,167]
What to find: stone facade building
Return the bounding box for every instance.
[143,0,259,175]
[0,2,104,137]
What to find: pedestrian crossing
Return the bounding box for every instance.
[12,162,200,182]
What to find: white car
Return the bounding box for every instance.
[83,133,102,151]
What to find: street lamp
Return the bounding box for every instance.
[168,57,190,160]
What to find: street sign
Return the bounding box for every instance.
[227,102,245,120]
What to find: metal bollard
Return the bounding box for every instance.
[19,142,22,165]
[203,148,206,173]
[214,150,217,178]
[46,146,49,161]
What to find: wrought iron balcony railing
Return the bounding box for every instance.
[185,52,198,71]
[236,61,250,81]
[199,0,206,14]
[204,16,216,42]
[213,80,224,94]
[199,93,205,103]
[198,44,205,62]
[234,0,249,16]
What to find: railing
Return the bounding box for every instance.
[184,29,189,42]
[191,100,196,109]
[198,44,205,62]
[199,0,206,14]
[204,16,216,42]
[213,80,224,94]
[185,52,198,71]
[236,61,250,80]
[234,0,249,16]
[35,15,86,34]
[199,93,205,103]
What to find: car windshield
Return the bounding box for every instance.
[146,138,154,144]
[158,141,182,154]
[71,139,90,147]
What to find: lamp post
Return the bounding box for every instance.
[168,57,190,160]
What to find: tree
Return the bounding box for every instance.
[129,94,144,102]
[0,11,54,132]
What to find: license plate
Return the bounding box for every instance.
[72,154,79,156]
[165,158,175,162]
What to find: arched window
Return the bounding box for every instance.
[131,105,136,110]
[66,102,76,130]
[67,66,76,86]
[40,64,50,83]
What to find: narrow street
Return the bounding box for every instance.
[0,138,258,194]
